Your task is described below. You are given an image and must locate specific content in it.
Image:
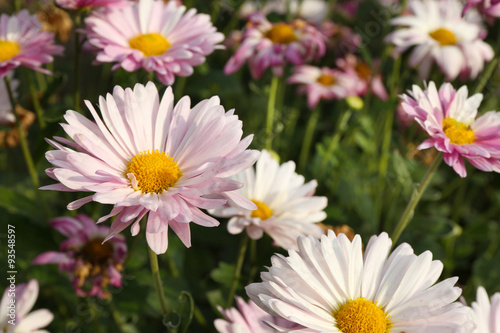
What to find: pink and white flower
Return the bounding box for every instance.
[42,82,259,254]
[84,0,224,85]
[210,150,326,251]
[215,296,304,333]
[463,0,500,23]
[55,0,130,10]
[0,9,63,78]
[246,231,474,332]
[33,214,127,299]
[468,286,500,333]
[385,0,493,80]
[400,81,500,177]
[224,13,325,78]
[0,280,54,332]
[287,65,361,108]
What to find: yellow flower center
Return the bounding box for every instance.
[442,117,475,145]
[125,149,182,194]
[129,33,170,57]
[265,23,297,44]
[0,40,21,62]
[429,28,456,46]
[317,74,336,86]
[333,298,392,333]
[250,200,273,220]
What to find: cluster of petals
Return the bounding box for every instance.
[33,214,127,299]
[224,13,325,78]
[0,10,63,78]
[211,150,326,251]
[246,231,474,332]
[464,0,500,23]
[215,296,302,333]
[400,81,500,177]
[55,0,130,10]
[468,286,500,333]
[0,280,54,332]
[42,82,259,254]
[385,0,493,80]
[84,0,224,85]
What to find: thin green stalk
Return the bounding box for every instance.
[148,71,155,83]
[317,108,353,176]
[299,106,321,171]
[226,234,249,308]
[265,76,280,151]
[108,299,127,333]
[211,0,223,23]
[25,69,46,129]
[74,14,82,112]
[148,247,171,316]
[474,57,499,95]
[174,76,187,98]
[391,153,442,245]
[4,76,39,187]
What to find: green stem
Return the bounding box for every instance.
[3,76,39,187]
[474,57,499,95]
[265,76,280,151]
[225,234,249,308]
[74,14,82,112]
[26,70,46,129]
[391,153,442,245]
[317,108,353,176]
[299,106,321,171]
[174,76,187,98]
[148,247,170,316]
[108,299,127,333]
[148,71,155,83]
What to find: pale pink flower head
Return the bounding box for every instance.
[246,231,474,332]
[55,0,131,10]
[215,296,305,333]
[0,279,54,332]
[287,65,361,108]
[84,0,224,85]
[0,10,64,78]
[400,81,500,177]
[210,150,326,251]
[463,0,500,23]
[224,13,326,78]
[33,214,127,299]
[468,286,500,333]
[385,0,493,80]
[42,82,259,254]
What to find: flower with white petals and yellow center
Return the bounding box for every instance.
[210,149,326,251]
[43,82,259,254]
[246,231,475,332]
[385,0,493,80]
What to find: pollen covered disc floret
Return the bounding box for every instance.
[129,33,171,57]
[333,298,392,333]
[0,40,21,61]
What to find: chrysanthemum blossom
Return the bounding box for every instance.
[84,0,224,85]
[210,150,326,251]
[287,65,360,109]
[33,214,127,299]
[42,82,259,254]
[469,286,500,333]
[0,10,63,78]
[55,0,130,10]
[215,296,303,333]
[224,13,325,78]
[385,0,493,80]
[400,81,500,177]
[0,280,54,332]
[246,231,474,332]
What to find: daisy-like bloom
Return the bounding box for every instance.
[215,296,303,333]
[468,286,500,333]
[385,0,493,80]
[33,214,127,299]
[42,82,259,254]
[55,0,130,10]
[224,13,325,78]
[400,81,500,177]
[287,65,361,109]
[0,10,63,78]
[0,279,54,332]
[210,150,326,251]
[84,0,224,85]
[246,231,475,332]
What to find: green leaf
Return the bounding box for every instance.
[210,262,235,288]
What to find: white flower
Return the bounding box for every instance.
[469,286,500,333]
[385,0,493,80]
[246,231,475,332]
[211,150,326,251]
